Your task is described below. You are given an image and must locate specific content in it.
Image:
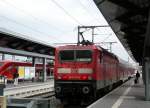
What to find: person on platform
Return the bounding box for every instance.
[13,72,19,86]
[135,70,140,84]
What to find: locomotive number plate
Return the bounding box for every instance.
[71,68,78,73]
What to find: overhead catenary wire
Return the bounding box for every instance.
[2,0,86,43]
[78,0,98,22]
[0,15,65,43]
[3,0,109,36]
[0,0,111,44]
[101,33,112,42]
[78,0,111,42]
[50,0,83,26]
[2,0,68,34]
[78,0,105,24]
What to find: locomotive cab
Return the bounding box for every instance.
[54,45,97,101]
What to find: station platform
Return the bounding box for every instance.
[4,79,54,98]
[5,79,54,88]
[88,78,150,108]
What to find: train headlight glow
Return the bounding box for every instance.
[78,68,93,74]
[57,68,71,73]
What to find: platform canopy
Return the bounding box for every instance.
[94,0,150,64]
[0,28,55,57]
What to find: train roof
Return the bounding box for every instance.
[0,60,27,63]
[118,58,135,69]
[0,60,52,67]
[56,44,118,60]
[96,45,118,60]
[56,45,97,50]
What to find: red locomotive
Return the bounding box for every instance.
[54,44,135,103]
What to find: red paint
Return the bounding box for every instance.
[62,75,69,80]
[0,60,53,80]
[80,75,88,80]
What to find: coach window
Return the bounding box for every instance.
[59,50,74,62]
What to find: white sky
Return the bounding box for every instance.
[0,0,136,64]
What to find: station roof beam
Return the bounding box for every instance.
[0,28,55,56]
[94,0,150,64]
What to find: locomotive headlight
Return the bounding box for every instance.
[82,86,90,94]
[57,68,71,73]
[55,86,61,93]
[78,68,93,74]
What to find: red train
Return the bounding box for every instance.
[54,44,135,102]
[0,60,53,80]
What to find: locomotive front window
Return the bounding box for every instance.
[59,50,74,61]
[76,50,92,62]
[0,63,3,66]
[59,50,92,62]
